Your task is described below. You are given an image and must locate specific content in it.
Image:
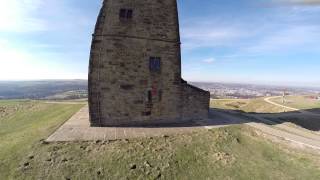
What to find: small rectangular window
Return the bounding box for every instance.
[149,57,161,72]
[119,9,133,19]
[127,9,133,18]
[119,9,127,18]
[147,90,152,103]
[158,90,162,102]
[142,111,151,116]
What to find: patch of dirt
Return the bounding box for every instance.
[225,101,247,109]
[0,103,37,119]
[212,152,235,165]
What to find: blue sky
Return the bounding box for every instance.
[0,0,320,87]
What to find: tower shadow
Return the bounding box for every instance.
[110,107,320,132]
[204,108,320,132]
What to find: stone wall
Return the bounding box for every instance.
[181,82,210,120]
[89,0,209,127]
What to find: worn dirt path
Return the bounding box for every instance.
[264,96,298,111]
[264,96,320,116]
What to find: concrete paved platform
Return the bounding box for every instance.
[46,106,320,152]
[46,106,204,142]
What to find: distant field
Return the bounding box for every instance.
[1,100,320,179]
[0,80,87,99]
[271,96,320,110]
[45,90,88,100]
[211,98,284,113]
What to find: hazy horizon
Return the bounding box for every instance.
[0,79,319,89]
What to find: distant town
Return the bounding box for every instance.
[191,82,320,99]
[0,80,319,100]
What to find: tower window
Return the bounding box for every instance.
[147,90,152,103]
[127,9,133,18]
[158,90,162,102]
[149,57,161,72]
[119,9,133,19]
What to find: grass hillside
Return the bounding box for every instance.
[0,80,87,99]
[211,98,284,113]
[1,100,320,179]
[272,96,320,110]
[0,100,84,178]
[211,97,320,133]
[44,90,88,100]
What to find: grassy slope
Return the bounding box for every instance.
[211,98,284,113]
[0,100,319,179]
[211,97,320,131]
[272,96,320,110]
[0,100,84,179]
[268,96,320,131]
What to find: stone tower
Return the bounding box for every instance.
[88,0,210,127]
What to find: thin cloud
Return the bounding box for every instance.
[274,0,320,6]
[0,0,98,80]
[0,0,96,33]
[181,22,251,50]
[0,0,47,32]
[245,25,320,53]
[182,3,320,59]
[0,40,87,80]
[202,58,216,64]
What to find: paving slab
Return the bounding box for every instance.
[46,106,204,142]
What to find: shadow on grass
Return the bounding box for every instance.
[206,108,320,132]
[96,108,320,132]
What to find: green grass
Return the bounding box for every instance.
[1,100,320,179]
[272,96,320,110]
[0,100,84,179]
[211,97,320,131]
[210,99,250,110]
[211,98,284,113]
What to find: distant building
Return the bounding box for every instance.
[265,93,272,97]
[88,0,210,127]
